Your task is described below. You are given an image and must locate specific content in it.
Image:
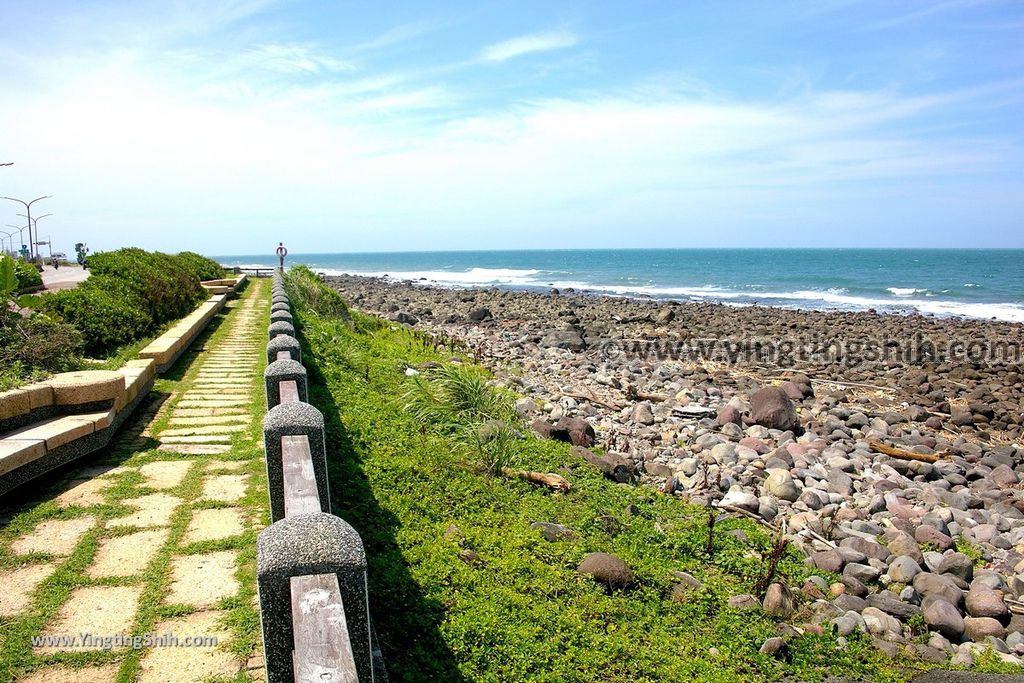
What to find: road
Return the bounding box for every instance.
[38,264,89,291]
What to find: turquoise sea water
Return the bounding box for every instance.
[215,249,1024,322]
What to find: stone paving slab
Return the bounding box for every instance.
[205,460,247,471]
[0,562,56,616]
[138,460,193,489]
[167,415,250,426]
[158,444,232,455]
[183,507,246,544]
[175,400,249,408]
[88,528,168,578]
[159,424,247,437]
[55,477,113,507]
[201,474,249,502]
[158,435,234,444]
[36,585,144,653]
[18,664,120,682]
[106,493,182,528]
[138,610,236,683]
[13,516,96,556]
[173,408,248,417]
[165,550,239,607]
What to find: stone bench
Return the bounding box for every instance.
[0,363,156,496]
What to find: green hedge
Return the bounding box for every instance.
[40,247,213,357]
[86,248,206,326]
[13,260,42,290]
[175,251,225,281]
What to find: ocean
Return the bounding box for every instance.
[214,249,1024,323]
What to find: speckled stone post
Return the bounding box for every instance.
[262,401,330,521]
[266,335,301,365]
[264,359,307,409]
[272,294,290,306]
[271,287,286,298]
[271,301,290,314]
[268,320,296,341]
[257,512,373,682]
[270,310,293,325]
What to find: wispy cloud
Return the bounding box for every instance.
[869,0,1003,29]
[246,43,355,74]
[480,31,578,62]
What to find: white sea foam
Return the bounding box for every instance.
[316,267,543,286]
[298,266,1024,323]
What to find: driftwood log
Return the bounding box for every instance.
[503,468,571,492]
[868,440,952,464]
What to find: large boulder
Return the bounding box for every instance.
[749,386,801,432]
[554,417,596,447]
[577,552,633,589]
[541,329,586,351]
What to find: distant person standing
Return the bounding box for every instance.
[276,242,288,269]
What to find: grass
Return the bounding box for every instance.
[284,268,935,683]
[0,279,269,682]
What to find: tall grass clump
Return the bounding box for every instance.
[283,265,351,319]
[404,363,521,475]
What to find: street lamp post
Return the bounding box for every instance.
[5,225,29,259]
[0,230,14,255]
[2,195,51,261]
[18,213,52,262]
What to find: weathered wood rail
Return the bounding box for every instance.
[256,269,384,683]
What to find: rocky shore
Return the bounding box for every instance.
[325,273,1024,668]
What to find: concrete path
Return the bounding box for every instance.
[39,264,89,291]
[0,280,270,682]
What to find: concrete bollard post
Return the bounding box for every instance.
[257,512,373,682]
[270,310,293,325]
[271,301,290,314]
[261,401,330,521]
[272,293,290,305]
[264,359,307,409]
[268,320,296,341]
[266,335,301,365]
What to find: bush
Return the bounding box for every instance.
[39,283,150,357]
[175,251,225,281]
[87,248,205,326]
[13,260,42,290]
[0,310,82,376]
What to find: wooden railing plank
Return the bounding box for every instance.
[279,379,300,404]
[282,435,322,517]
[291,573,358,682]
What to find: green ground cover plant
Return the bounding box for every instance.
[283,266,928,683]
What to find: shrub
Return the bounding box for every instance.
[87,247,205,325]
[0,310,82,375]
[13,260,42,290]
[39,282,151,357]
[175,251,225,281]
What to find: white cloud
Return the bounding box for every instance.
[0,26,1019,252]
[480,31,578,62]
[246,43,355,74]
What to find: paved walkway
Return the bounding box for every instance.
[0,280,270,682]
[39,264,89,291]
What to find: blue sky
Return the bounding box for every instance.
[1,0,1022,254]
